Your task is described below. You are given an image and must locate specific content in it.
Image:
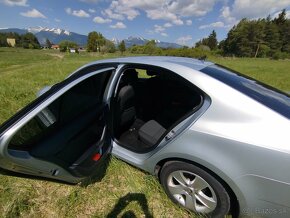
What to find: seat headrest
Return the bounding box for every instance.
[122,69,138,84]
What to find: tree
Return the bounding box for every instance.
[87,31,106,52]
[207,30,218,50]
[222,9,290,57]
[143,40,156,54]
[118,40,126,54]
[59,40,78,52]
[274,9,287,26]
[0,33,10,47]
[218,40,225,50]
[46,38,52,48]
[105,40,116,53]
[20,33,40,49]
[195,30,217,50]
[264,19,280,51]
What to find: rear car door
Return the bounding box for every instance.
[0,64,116,183]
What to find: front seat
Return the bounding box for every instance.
[115,85,136,137]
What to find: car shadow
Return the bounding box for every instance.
[79,154,112,187]
[106,193,153,218]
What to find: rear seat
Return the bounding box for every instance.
[138,120,166,146]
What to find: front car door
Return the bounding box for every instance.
[0,64,117,184]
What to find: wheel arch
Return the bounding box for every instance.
[155,157,240,217]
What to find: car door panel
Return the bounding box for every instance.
[0,66,116,183]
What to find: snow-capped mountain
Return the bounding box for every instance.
[0,27,86,46]
[113,36,181,48]
[111,37,121,45]
[27,26,71,36]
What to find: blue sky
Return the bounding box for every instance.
[0,0,290,46]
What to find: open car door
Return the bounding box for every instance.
[0,65,116,184]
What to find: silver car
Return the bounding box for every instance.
[0,56,289,217]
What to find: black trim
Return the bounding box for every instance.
[201,64,290,119]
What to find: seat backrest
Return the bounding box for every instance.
[115,85,136,136]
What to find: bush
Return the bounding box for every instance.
[59,40,78,52]
[272,51,289,60]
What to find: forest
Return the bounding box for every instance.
[0,32,40,49]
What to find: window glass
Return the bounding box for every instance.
[201,65,290,118]
[9,70,111,149]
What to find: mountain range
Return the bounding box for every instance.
[0,27,182,48]
[0,27,87,46]
[112,36,182,48]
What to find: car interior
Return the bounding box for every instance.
[112,66,203,152]
[6,66,203,172]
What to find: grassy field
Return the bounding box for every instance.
[0,47,289,218]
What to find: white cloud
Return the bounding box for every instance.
[72,10,90,18]
[2,0,28,6]
[176,35,192,46]
[220,0,290,24]
[164,22,172,28]
[88,8,96,13]
[173,19,184,25]
[110,21,126,29]
[146,9,184,25]
[167,0,216,17]
[149,24,169,36]
[113,0,164,11]
[186,19,192,25]
[54,18,61,22]
[199,21,225,29]
[154,24,165,33]
[65,7,72,14]
[93,16,112,24]
[101,0,216,25]
[103,8,124,20]
[220,6,236,24]
[65,8,90,18]
[103,1,140,21]
[20,9,46,18]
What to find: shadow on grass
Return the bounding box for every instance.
[79,154,112,187]
[106,193,153,218]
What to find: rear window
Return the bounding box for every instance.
[201,64,290,119]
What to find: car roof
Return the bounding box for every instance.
[90,56,214,71]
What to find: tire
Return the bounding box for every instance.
[160,161,231,217]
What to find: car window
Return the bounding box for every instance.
[9,71,111,149]
[135,69,151,79]
[201,65,290,119]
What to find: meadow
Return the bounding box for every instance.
[0,47,289,217]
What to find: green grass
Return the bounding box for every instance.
[0,47,289,217]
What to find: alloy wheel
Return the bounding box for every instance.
[167,170,217,213]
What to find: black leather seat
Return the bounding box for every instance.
[115,85,136,137]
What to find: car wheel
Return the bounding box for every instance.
[160,161,231,217]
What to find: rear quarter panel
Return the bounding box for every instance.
[144,72,290,217]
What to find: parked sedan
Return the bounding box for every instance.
[0,56,289,217]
